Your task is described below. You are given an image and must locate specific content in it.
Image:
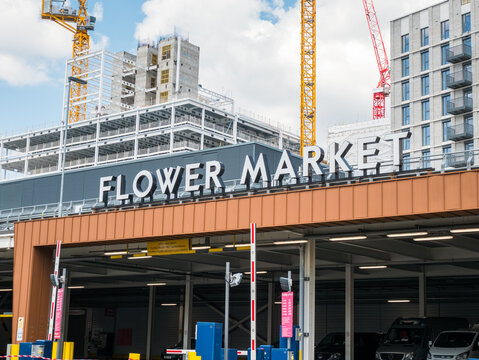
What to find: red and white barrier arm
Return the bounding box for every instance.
[165,350,196,355]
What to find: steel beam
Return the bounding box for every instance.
[303,239,315,360]
[345,264,354,360]
[146,285,156,360]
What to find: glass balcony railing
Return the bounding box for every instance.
[446,43,472,63]
[447,96,473,115]
[446,69,472,89]
[445,151,474,168]
[447,123,474,141]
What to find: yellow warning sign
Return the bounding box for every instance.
[147,239,192,255]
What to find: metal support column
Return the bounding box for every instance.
[146,286,156,360]
[345,265,354,360]
[183,275,193,350]
[24,135,30,176]
[0,140,3,180]
[267,281,273,344]
[233,115,238,144]
[134,111,140,159]
[200,107,205,150]
[303,239,315,360]
[419,270,426,317]
[94,119,100,165]
[170,105,176,153]
[299,245,305,360]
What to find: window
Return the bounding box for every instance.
[443,145,452,154]
[464,87,472,99]
[422,125,430,146]
[150,77,156,88]
[402,105,410,125]
[151,54,158,66]
[443,120,451,141]
[402,34,410,53]
[402,57,410,77]
[403,154,411,170]
[442,94,451,116]
[422,100,430,121]
[442,69,450,90]
[463,12,471,33]
[462,0,471,4]
[421,27,429,46]
[465,114,473,127]
[422,149,431,168]
[159,91,168,102]
[402,129,410,150]
[421,76,430,96]
[160,69,169,84]
[441,43,450,65]
[421,51,429,71]
[402,81,410,101]
[464,36,472,48]
[441,20,450,40]
[161,45,171,60]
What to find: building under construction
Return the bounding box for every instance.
[0,36,299,183]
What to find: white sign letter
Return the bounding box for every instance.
[302,146,325,177]
[205,161,225,191]
[357,136,380,171]
[185,163,204,192]
[156,166,185,197]
[99,176,115,203]
[385,132,411,167]
[274,150,297,183]
[133,170,156,198]
[329,141,353,174]
[240,154,270,188]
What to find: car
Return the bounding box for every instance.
[428,330,479,360]
[376,317,469,360]
[315,332,382,360]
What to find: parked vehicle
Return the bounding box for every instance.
[315,332,382,360]
[428,330,479,360]
[376,317,469,360]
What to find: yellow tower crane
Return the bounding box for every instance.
[41,0,96,123]
[300,0,316,156]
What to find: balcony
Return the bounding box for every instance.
[447,96,473,115]
[445,151,474,168]
[447,123,474,141]
[446,43,472,63]
[446,69,472,89]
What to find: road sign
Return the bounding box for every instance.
[147,239,191,255]
[281,292,294,338]
[54,288,64,340]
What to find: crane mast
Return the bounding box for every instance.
[362,0,391,120]
[300,0,316,156]
[41,0,94,123]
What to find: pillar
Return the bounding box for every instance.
[134,111,140,159]
[267,281,273,344]
[303,239,315,360]
[183,275,193,349]
[170,106,175,153]
[419,271,426,317]
[146,286,156,360]
[200,107,205,150]
[345,265,354,360]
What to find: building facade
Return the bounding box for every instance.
[390,0,476,170]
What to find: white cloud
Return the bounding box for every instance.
[0,53,50,86]
[92,2,104,22]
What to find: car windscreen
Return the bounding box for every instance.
[385,328,425,345]
[320,334,345,346]
[434,333,476,348]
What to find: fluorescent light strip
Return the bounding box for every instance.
[388,299,411,303]
[413,236,453,242]
[161,303,177,306]
[104,251,128,256]
[359,265,388,270]
[274,301,282,305]
[191,246,211,250]
[273,240,308,245]
[329,235,367,241]
[147,282,167,286]
[450,228,479,234]
[128,255,153,260]
[68,286,85,289]
[387,232,428,238]
[245,271,268,275]
[0,289,12,292]
[224,244,250,248]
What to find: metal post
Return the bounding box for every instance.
[224,262,230,360]
[175,38,181,98]
[146,286,156,360]
[299,245,305,360]
[183,275,193,350]
[58,80,72,217]
[56,268,68,360]
[267,281,273,344]
[200,107,205,150]
[250,224,257,360]
[170,106,175,153]
[287,270,292,351]
[345,265,354,360]
[303,239,315,360]
[134,111,140,159]
[419,271,426,317]
[24,135,30,176]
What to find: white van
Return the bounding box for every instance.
[428,330,479,360]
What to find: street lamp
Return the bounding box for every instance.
[58,76,87,217]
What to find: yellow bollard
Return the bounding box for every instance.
[188,353,201,360]
[129,353,141,360]
[62,342,74,360]
[10,344,19,360]
[52,342,57,360]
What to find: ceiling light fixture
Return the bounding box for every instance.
[161,303,177,306]
[0,289,12,292]
[329,235,367,241]
[450,228,479,234]
[128,255,153,260]
[225,244,250,248]
[273,240,308,245]
[387,232,428,238]
[104,251,128,256]
[413,235,453,242]
[359,265,388,270]
[191,246,211,250]
[274,301,282,305]
[245,271,268,275]
[147,282,167,286]
[68,286,85,289]
[387,299,411,303]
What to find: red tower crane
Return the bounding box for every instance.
[362,0,391,119]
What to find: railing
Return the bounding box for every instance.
[447,123,474,141]
[98,150,134,163]
[99,126,136,138]
[446,43,472,63]
[447,96,473,115]
[446,69,472,89]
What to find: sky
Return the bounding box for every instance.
[0,0,441,146]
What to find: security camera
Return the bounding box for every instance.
[280,277,292,292]
[230,273,243,287]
